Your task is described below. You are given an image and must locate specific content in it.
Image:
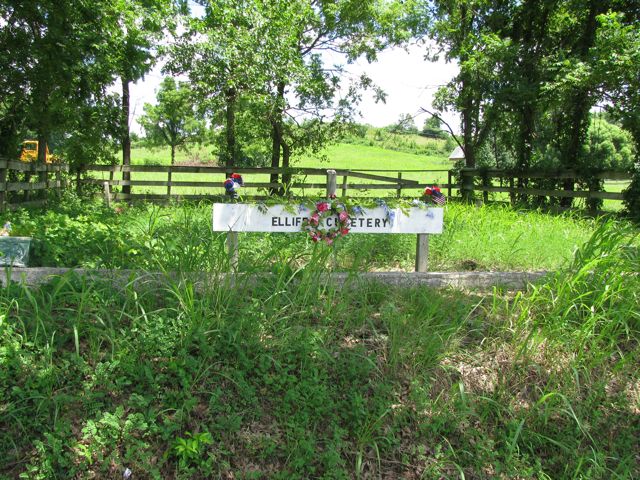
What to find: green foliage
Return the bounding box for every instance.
[623,162,640,222]
[0,197,596,272]
[580,115,636,171]
[387,113,419,135]
[139,77,205,164]
[421,115,445,139]
[171,431,214,469]
[0,1,123,160]
[1,219,638,478]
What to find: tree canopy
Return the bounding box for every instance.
[139,77,205,164]
[1,0,639,213]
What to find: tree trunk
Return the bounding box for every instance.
[37,134,47,163]
[171,145,175,165]
[460,74,476,169]
[269,82,286,195]
[269,120,282,196]
[281,141,291,194]
[122,77,131,195]
[224,87,236,174]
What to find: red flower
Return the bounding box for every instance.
[423,187,433,196]
[339,211,349,222]
[341,228,350,235]
[316,202,329,212]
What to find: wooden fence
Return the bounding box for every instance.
[80,164,455,201]
[0,159,69,211]
[1,160,633,213]
[460,168,631,211]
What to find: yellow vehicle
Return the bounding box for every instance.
[20,140,58,163]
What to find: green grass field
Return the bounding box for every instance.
[86,142,453,198]
[91,142,629,211]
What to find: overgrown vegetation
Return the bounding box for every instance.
[1,194,594,272]
[1,220,637,478]
[341,125,456,158]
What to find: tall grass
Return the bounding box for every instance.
[4,196,595,272]
[1,211,638,478]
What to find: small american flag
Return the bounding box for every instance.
[432,191,446,205]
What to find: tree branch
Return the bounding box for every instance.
[419,107,465,153]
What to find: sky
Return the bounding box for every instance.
[128,42,460,134]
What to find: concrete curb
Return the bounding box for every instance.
[2,267,550,291]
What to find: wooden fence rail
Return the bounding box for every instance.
[0,159,633,213]
[81,164,454,202]
[459,167,632,211]
[0,159,69,211]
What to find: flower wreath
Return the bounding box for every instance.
[302,197,351,245]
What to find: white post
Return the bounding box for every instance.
[415,233,429,272]
[326,170,337,197]
[227,231,239,270]
[103,181,111,208]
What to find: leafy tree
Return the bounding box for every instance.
[592,12,640,218]
[427,0,509,170]
[581,116,636,171]
[169,0,413,192]
[0,1,120,163]
[422,116,444,138]
[107,0,176,192]
[139,77,205,164]
[388,114,418,134]
[166,1,268,170]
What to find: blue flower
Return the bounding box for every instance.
[388,210,396,226]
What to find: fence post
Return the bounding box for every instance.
[55,165,62,198]
[396,172,402,198]
[509,176,516,206]
[587,177,600,216]
[482,170,489,204]
[167,166,172,197]
[38,164,47,201]
[341,174,348,197]
[0,160,6,211]
[76,165,82,195]
[447,170,453,198]
[415,234,429,272]
[0,160,7,211]
[24,164,33,202]
[461,168,475,203]
[326,170,337,197]
[103,181,111,208]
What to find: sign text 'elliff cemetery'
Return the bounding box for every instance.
[212,204,443,234]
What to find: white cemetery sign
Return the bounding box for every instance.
[212,204,443,234]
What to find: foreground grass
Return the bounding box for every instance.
[4,195,596,271]
[1,221,638,479]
